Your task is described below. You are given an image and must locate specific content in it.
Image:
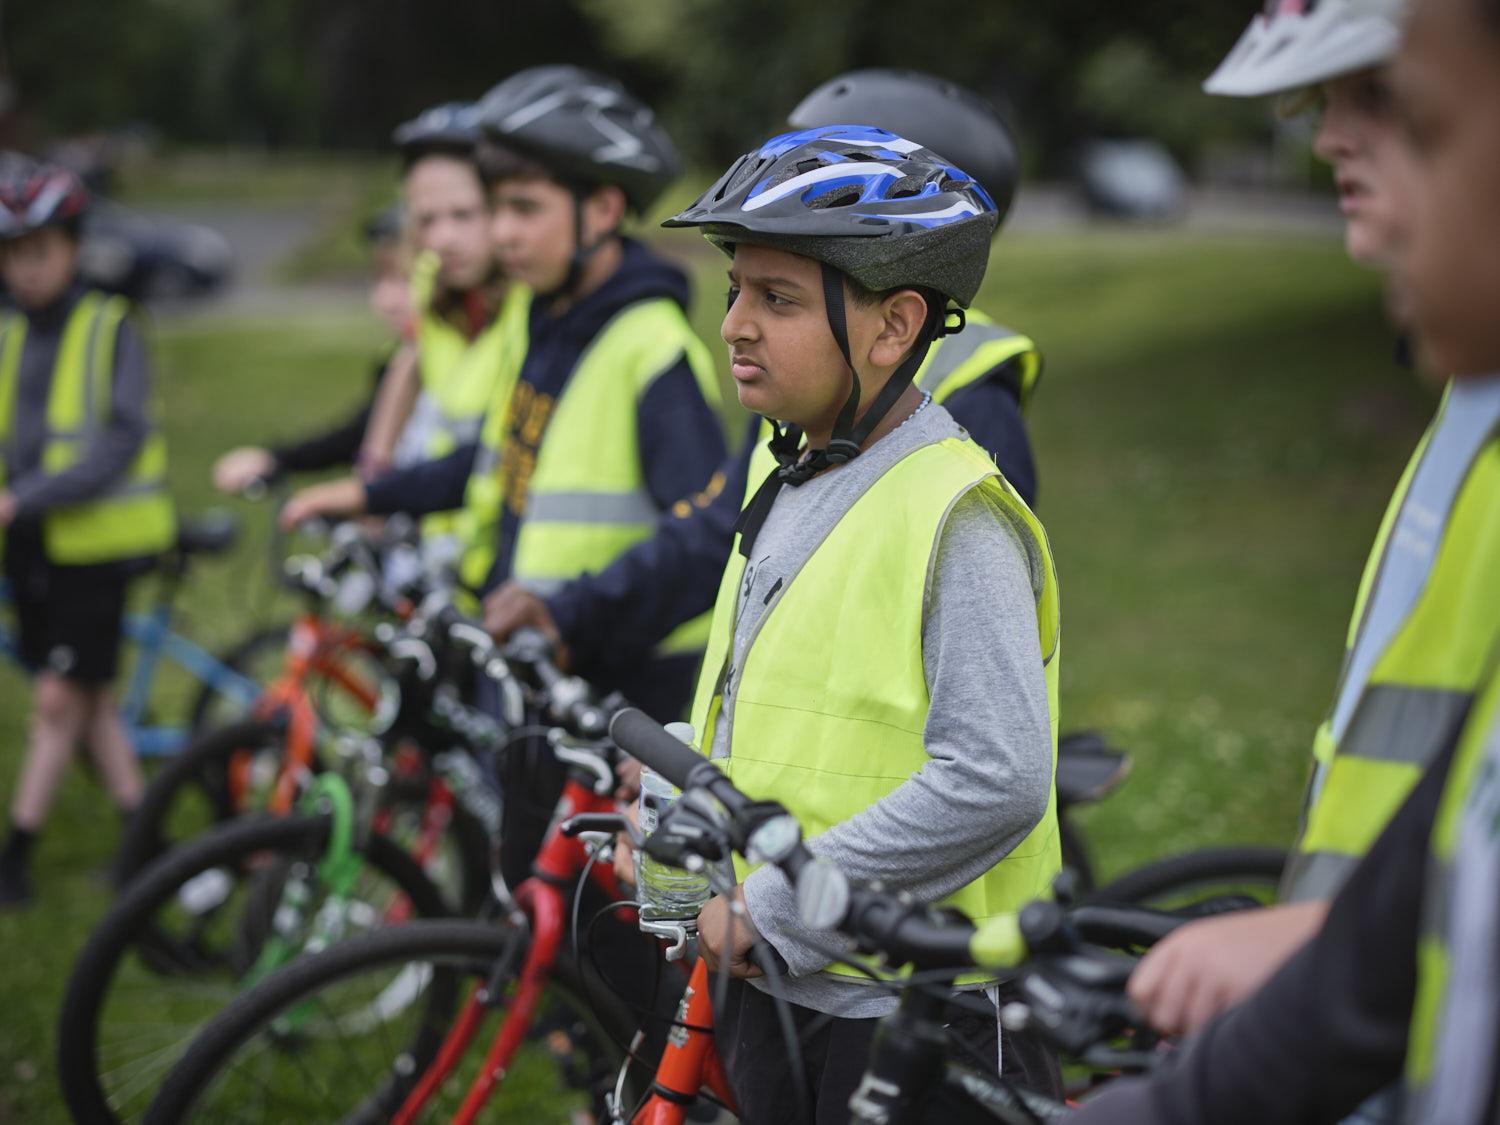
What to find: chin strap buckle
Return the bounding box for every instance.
[824,438,862,465]
[939,306,967,338]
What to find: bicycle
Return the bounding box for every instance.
[59,599,547,1125]
[113,521,421,882]
[142,705,1186,1125]
[127,621,672,1124]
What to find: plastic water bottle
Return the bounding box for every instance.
[634,722,713,920]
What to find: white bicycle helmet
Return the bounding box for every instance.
[1204,0,1409,97]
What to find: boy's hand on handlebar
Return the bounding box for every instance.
[1127,900,1329,1036]
[697,886,765,979]
[279,478,369,531]
[483,582,569,665]
[213,446,277,495]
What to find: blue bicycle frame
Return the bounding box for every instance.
[0,576,262,758]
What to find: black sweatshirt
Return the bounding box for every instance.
[1070,733,1460,1124]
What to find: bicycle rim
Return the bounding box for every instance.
[60,815,446,1125]
[145,919,632,1125]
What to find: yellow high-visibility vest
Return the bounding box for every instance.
[0,291,174,564]
[690,433,1061,982]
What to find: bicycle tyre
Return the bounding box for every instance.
[143,918,645,1125]
[59,813,449,1125]
[187,625,291,733]
[116,719,300,885]
[1085,845,1288,907]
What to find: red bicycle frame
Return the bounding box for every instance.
[391,774,635,1125]
[387,747,744,1124]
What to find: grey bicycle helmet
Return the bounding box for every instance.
[392,101,480,165]
[788,69,1019,226]
[474,66,680,215]
[667,127,997,537]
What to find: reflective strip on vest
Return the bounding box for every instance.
[0,291,175,564]
[524,489,660,526]
[916,315,1042,410]
[1404,664,1500,1123]
[458,297,721,661]
[690,435,1061,983]
[1285,389,1500,902]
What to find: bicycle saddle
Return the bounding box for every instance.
[1056,732,1131,808]
[176,511,239,556]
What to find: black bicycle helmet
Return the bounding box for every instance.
[474,66,680,215]
[788,69,1019,227]
[392,101,480,165]
[667,127,997,541]
[0,163,89,240]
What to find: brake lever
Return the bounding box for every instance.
[560,812,640,845]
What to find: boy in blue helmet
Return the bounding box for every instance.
[483,69,1045,668]
[661,126,1063,1120]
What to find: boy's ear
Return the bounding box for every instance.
[868,289,930,369]
[583,184,628,241]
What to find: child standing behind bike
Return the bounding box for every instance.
[664,128,1063,1120]
[0,164,176,907]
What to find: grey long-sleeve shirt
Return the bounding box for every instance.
[709,401,1056,1019]
[3,283,152,519]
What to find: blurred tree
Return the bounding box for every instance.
[5,0,1272,170]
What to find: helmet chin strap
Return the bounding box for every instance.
[543,190,612,303]
[734,261,948,556]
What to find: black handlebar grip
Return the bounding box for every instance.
[609,707,710,789]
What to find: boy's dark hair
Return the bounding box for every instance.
[475,139,592,199]
[1485,0,1500,35]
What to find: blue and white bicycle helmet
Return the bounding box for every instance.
[666,127,998,512]
[665,125,997,307]
[392,101,480,164]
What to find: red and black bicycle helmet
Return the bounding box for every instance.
[0,163,89,241]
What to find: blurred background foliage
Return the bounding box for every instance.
[7,0,1271,173]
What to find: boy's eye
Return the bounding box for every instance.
[726,286,740,311]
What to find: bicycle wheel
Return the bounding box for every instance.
[1085,845,1288,909]
[117,719,306,884]
[59,814,449,1125]
[144,918,644,1125]
[188,626,291,733]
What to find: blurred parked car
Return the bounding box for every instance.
[76,198,233,301]
[1077,138,1187,221]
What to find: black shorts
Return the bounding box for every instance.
[4,523,128,685]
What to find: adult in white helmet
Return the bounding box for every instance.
[1072,0,1497,1121]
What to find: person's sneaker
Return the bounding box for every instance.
[0,861,32,908]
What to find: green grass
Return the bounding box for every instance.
[0,228,1431,1121]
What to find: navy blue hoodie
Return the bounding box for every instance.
[365,237,726,718]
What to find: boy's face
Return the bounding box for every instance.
[488,177,617,294]
[405,154,493,291]
[721,244,893,433]
[1392,0,1500,374]
[1,226,79,310]
[1312,69,1413,267]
